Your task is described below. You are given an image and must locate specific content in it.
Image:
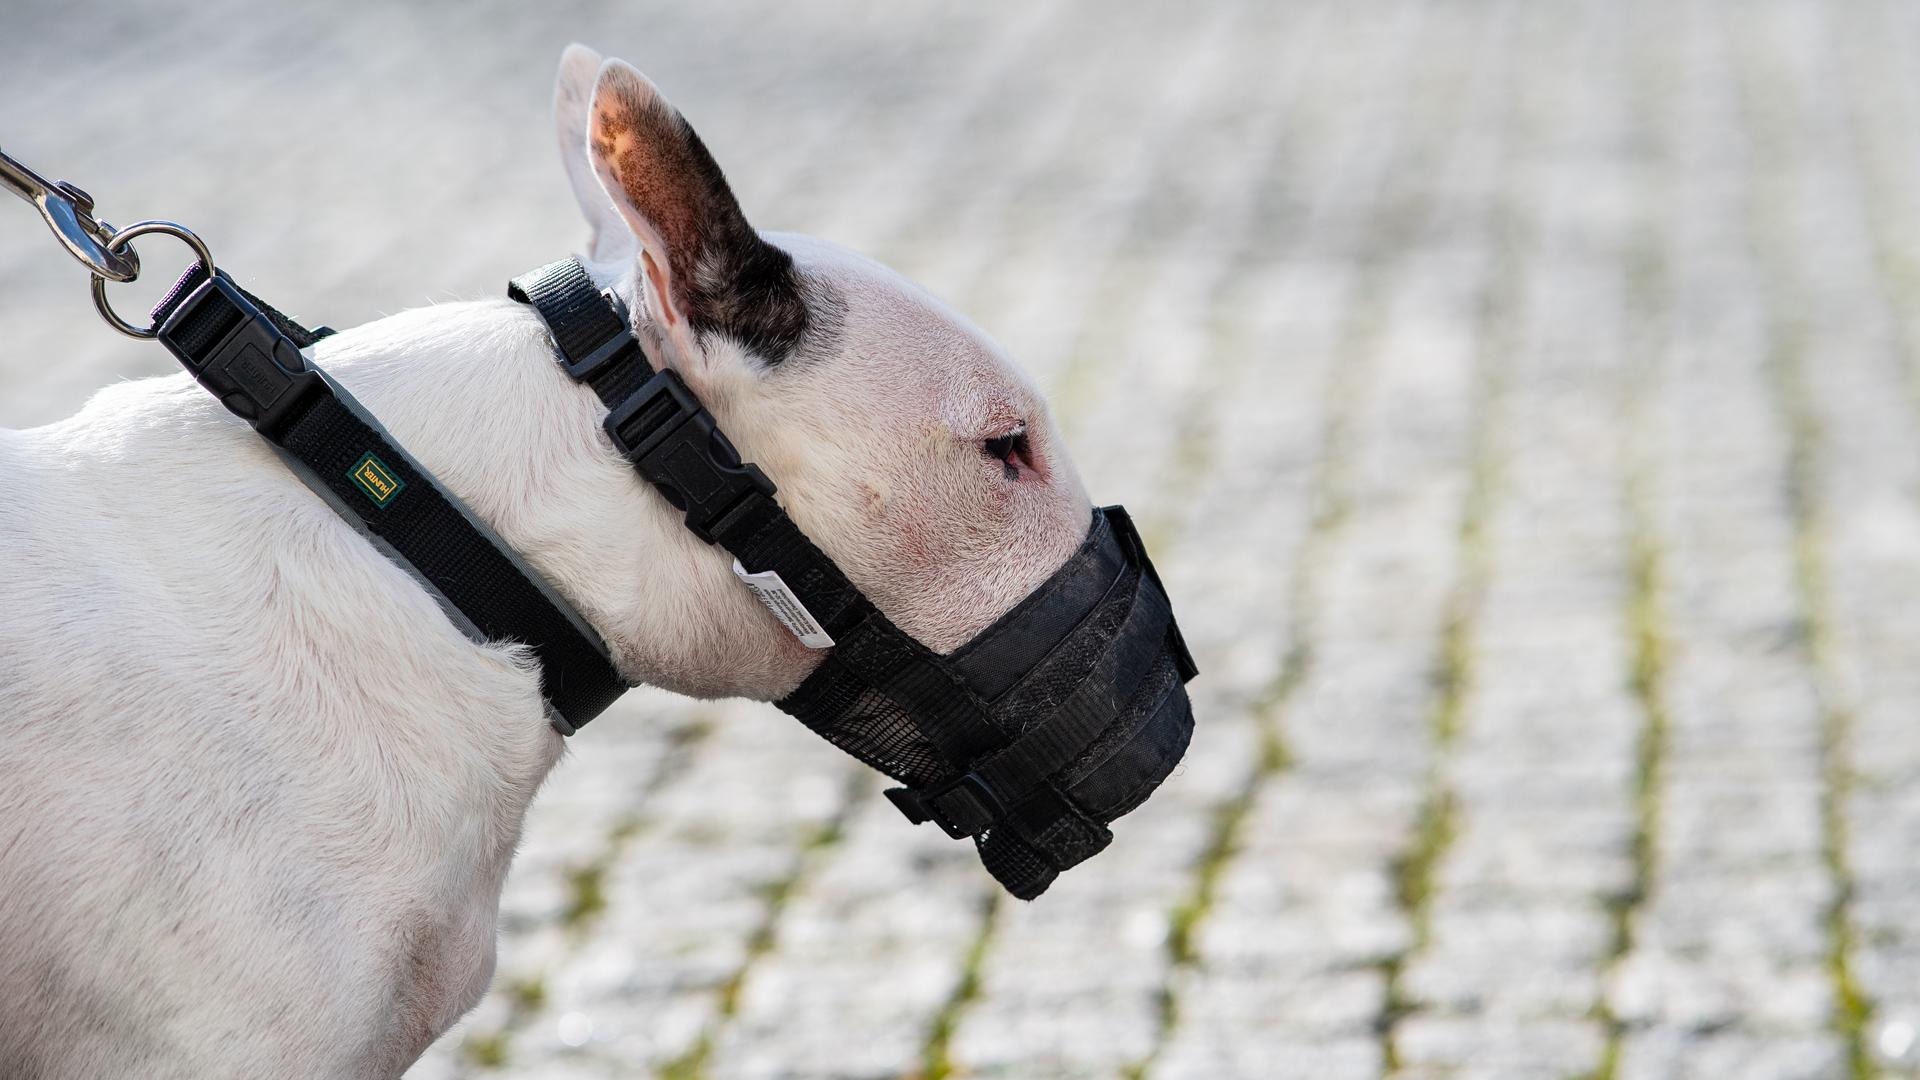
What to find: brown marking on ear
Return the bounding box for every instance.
[590,63,809,361]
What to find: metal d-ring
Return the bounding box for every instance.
[89,220,215,339]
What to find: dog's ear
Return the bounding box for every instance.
[554,45,635,267]
[586,58,808,367]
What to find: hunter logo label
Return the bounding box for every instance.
[348,452,404,508]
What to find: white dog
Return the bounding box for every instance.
[0,46,1093,1079]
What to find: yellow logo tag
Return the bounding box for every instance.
[349,452,405,508]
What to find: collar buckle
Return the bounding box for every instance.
[155,273,326,439]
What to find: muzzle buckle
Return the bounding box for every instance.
[604,368,777,543]
[885,771,1005,840]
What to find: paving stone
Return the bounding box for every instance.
[1392,1016,1607,1079]
[1155,1036,1383,1080]
[1616,1029,1846,1080]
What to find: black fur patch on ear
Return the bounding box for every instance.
[688,226,810,363]
[593,70,808,363]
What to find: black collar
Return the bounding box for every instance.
[150,263,629,732]
[147,255,842,735]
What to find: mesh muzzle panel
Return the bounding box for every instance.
[778,662,949,787]
[777,512,1124,788]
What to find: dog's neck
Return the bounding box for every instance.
[303,294,819,713]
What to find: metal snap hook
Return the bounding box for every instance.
[89,221,215,339]
[0,147,142,283]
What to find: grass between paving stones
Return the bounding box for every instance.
[459,716,711,1068]
[1592,416,1672,1080]
[1116,253,1332,1079]
[930,37,1306,1065]
[1380,233,1514,1068]
[1168,717,1293,970]
[913,889,1000,1080]
[1123,414,1304,1080]
[929,285,1233,1080]
[1379,651,1467,1069]
[1379,87,1521,1064]
[1126,453,1312,1080]
[911,76,1249,1070]
[1774,317,1873,1080]
[1131,679,1296,1080]
[1834,15,1920,1078]
[1733,20,1875,1074]
[1827,10,1920,1072]
[1134,209,1404,1074]
[1594,39,1676,1062]
[1147,267,1319,986]
[1122,179,1388,1074]
[657,772,868,1080]
[1154,44,1473,1069]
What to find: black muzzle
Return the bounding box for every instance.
[780,505,1196,898]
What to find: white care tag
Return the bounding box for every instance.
[732,560,836,649]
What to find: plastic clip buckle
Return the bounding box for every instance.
[156,274,325,441]
[603,368,776,543]
[886,771,1005,840]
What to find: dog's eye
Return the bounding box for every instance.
[982,427,1029,480]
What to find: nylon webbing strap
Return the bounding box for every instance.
[149,265,629,732]
[715,508,870,636]
[876,577,1166,858]
[510,261,852,619]
[508,259,654,407]
[154,263,331,351]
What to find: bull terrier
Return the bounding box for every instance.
[0,45,1093,1078]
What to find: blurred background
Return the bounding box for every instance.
[6,1,1920,1077]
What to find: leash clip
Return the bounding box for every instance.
[0,146,141,283]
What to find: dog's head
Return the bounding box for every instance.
[550,46,1093,699]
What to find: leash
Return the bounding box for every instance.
[3,147,630,733]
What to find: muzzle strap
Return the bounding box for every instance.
[711,507,871,635]
[507,258,655,405]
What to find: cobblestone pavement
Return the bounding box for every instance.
[6,1,1920,1077]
